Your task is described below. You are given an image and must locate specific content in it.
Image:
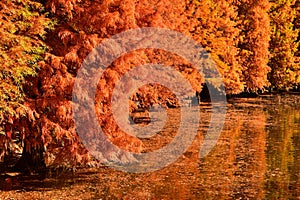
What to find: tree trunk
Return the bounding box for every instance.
[14,141,46,174]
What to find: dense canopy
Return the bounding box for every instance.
[0,0,299,171]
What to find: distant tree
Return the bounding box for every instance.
[186,0,244,94]
[237,0,271,92]
[296,0,300,42]
[296,1,300,84]
[268,0,300,90]
[295,0,300,37]
[0,0,54,169]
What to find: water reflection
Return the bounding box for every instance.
[264,98,300,199]
[1,95,300,199]
[92,95,299,199]
[195,101,267,199]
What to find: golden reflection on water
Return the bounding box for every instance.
[264,100,300,199]
[1,95,300,199]
[89,95,299,199]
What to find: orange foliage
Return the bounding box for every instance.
[238,0,271,91]
[6,0,288,168]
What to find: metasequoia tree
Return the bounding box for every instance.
[268,0,300,90]
[237,0,271,92]
[296,0,300,48]
[0,0,54,170]
[186,0,244,94]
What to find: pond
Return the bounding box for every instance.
[0,94,299,199]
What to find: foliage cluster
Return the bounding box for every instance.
[0,0,299,171]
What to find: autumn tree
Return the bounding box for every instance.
[295,0,300,58]
[28,0,146,169]
[237,0,271,92]
[268,0,300,90]
[185,0,244,94]
[0,0,55,169]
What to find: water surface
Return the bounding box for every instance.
[0,94,299,199]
